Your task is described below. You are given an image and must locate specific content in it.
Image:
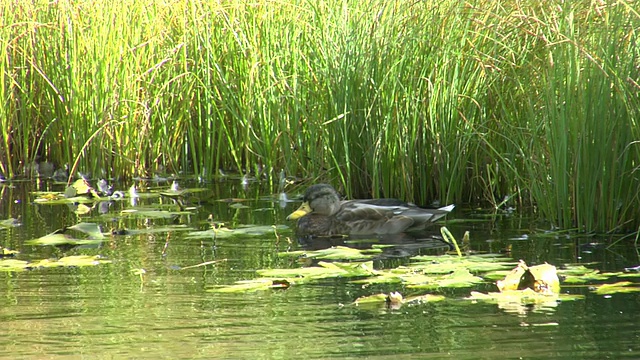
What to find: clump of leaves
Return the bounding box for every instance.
[496,260,560,295]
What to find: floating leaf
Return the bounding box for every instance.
[496,261,560,295]
[34,193,97,205]
[121,208,192,219]
[67,179,100,199]
[186,225,287,239]
[592,281,640,295]
[0,255,110,271]
[619,272,640,279]
[562,271,623,283]
[210,261,378,292]
[467,289,583,314]
[405,269,484,289]
[26,233,102,246]
[111,225,193,236]
[67,222,105,239]
[0,259,30,271]
[210,279,288,293]
[404,293,446,304]
[354,293,390,305]
[41,255,111,267]
[257,261,375,281]
[410,254,517,274]
[558,264,597,276]
[354,291,445,309]
[32,192,62,203]
[0,218,21,228]
[280,246,382,260]
[0,247,19,257]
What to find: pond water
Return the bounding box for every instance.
[0,178,639,359]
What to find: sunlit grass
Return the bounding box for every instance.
[1,0,639,232]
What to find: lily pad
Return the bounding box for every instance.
[0,247,19,257]
[467,289,584,314]
[354,292,445,307]
[563,272,623,283]
[0,218,21,228]
[0,255,110,271]
[26,233,102,246]
[279,246,382,260]
[68,222,105,239]
[0,259,29,271]
[65,179,100,199]
[186,225,287,239]
[410,254,517,274]
[591,281,640,295]
[209,279,290,293]
[111,225,193,236]
[121,208,193,219]
[404,269,484,289]
[257,261,377,281]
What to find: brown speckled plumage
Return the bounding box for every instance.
[287,184,454,236]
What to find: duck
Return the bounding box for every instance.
[286,184,454,236]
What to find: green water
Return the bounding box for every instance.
[0,179,638,359]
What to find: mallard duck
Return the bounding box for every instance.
[286,184,454,236]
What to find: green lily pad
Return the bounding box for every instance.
[0,259,30,271]
[121,208,192,219]
[404,269,484,289]
[66,179,100,199]
[0,218,21,228]
[354,293,390,304]
[410,254,517,274]
[209,279,290,293]
[186,225,287,239]
[592,281,640,295]
[34,194,99,205]
[0,255,110,271]
[562,271,623,284]
[354,292,445,310]
[279,246,382,260]
[0,247,19,256]
[111,225,193,236]
[26,233,102,246]
[619,272,640,278]
[467,289,584,314]
[68,222,105,239]
[257,261,376,281]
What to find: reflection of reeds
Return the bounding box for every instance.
[1,0,639,232]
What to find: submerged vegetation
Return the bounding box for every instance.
[1,0,640,232]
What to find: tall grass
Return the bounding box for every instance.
[1,0,639,232]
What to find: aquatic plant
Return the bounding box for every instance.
[1,0,639,232]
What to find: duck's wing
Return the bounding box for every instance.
[337,201,454,235]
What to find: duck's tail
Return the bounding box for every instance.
[438,204,455,212]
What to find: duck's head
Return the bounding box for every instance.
[286,184,342,220]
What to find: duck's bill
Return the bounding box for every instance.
[286,202,312,220]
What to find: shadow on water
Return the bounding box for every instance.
[296,231,452,258]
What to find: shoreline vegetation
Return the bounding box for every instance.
[1,0,639,233]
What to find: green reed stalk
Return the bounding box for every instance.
[2,0,639,232]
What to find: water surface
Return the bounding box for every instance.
[0,179,638,359]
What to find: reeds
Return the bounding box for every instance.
[1,0,639,232]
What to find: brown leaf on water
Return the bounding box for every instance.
[497,260,560,295]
